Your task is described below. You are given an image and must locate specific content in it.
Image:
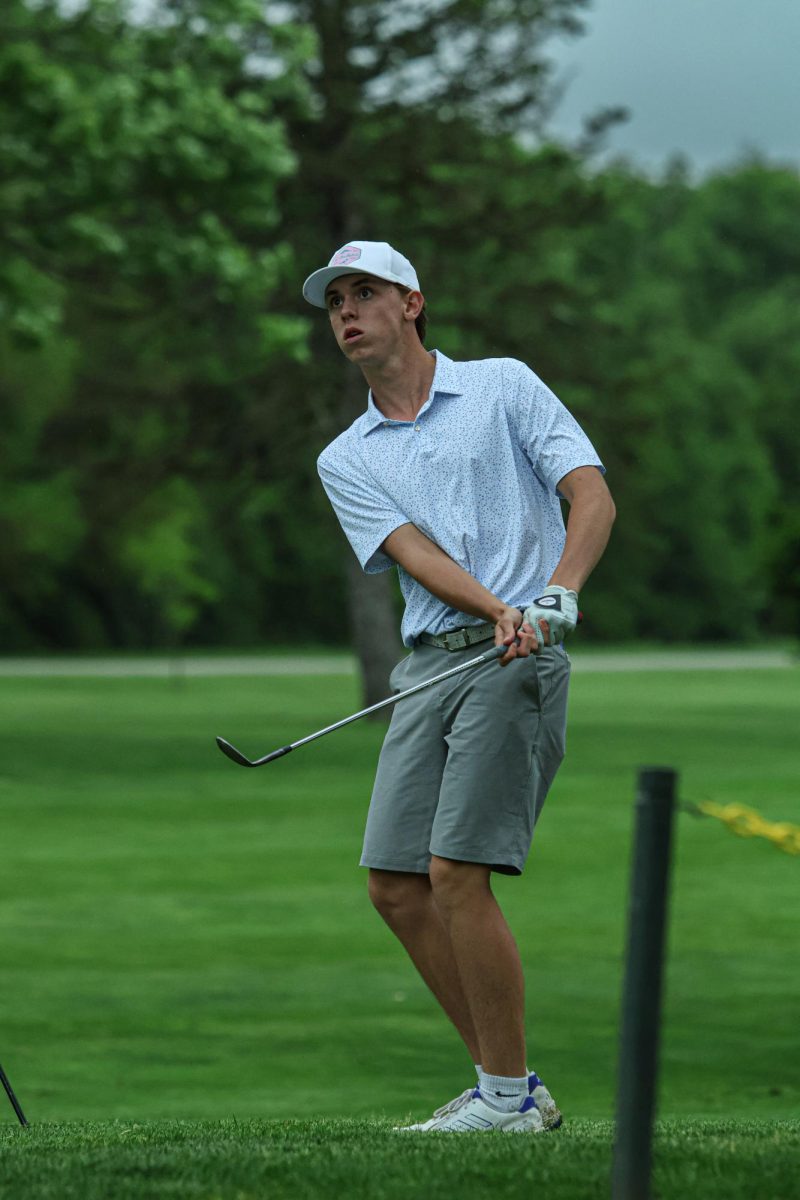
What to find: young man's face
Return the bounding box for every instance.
[324,273,419,364]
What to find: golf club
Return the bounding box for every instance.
[217,639,513,768]
[0,1062,28,1127]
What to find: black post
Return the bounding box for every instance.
[611,767,677,1200]
[0,1062,29,1127]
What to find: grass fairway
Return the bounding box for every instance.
[1,1119,798,1200]
[0,658,798,1196]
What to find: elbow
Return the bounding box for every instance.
[599,478,616,527]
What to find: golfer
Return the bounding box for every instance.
[303,241,615,1133]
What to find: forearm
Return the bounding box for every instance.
[548,472,616,593]
[381,469,615,626]
[381,524,508,623]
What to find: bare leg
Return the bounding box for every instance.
[428,855,526,1078]
[368,868,481,1063]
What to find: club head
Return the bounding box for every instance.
[216,737,256,767]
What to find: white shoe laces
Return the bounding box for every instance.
[432,1088,475,1119]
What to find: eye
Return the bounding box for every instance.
[359,286,372,299]
[328,296,342,310]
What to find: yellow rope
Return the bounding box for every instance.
[685,800,800,856]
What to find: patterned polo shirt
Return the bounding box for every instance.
[317,350,604,646]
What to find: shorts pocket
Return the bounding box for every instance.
[534,647,568,709]
[389,653,412,693]
[519,652,542,706]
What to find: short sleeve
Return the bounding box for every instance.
[317,450,408,574]
[504,359,605,495]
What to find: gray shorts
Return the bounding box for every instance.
[360,640,571,876]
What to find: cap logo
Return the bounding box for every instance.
[330,245,362,266]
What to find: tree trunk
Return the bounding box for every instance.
[344,551,403,715]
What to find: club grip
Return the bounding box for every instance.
[486,643,512,659]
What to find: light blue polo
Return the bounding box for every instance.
[317,350,604,647]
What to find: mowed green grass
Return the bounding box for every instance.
[1,1119,798,1200]
[0,660,798,1196]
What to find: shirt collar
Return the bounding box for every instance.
[361,350,462,436]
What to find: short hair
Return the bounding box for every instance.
[394,285,427,345]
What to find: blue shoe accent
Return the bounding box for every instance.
[528,1072,542,1091]
[471,1087,482,1100]
[519,1095,538,1114]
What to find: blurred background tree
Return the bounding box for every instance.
[1,0,797,678]
[1,0,310,648]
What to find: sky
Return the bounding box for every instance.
[544,0,799,174]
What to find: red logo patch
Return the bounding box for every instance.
[330,245,362,266]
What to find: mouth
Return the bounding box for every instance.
[343,327,364,344]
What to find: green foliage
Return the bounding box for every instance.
[0,329,85,647]
[116,478,218,636]
[0,0,313,646]
[553,161,784,640]
[0,0,306,353]
[290,0,590,128]
[0,0,797,648]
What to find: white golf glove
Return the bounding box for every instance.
[522,586,579,647]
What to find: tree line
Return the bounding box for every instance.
[2,0,797,684]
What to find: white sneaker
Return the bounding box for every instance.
[394,1072,563,1133]
[528,1071,563,1131]
[393,1087,474,1131]
[431,1088,544,1133]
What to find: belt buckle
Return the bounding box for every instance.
[444,629,467,651]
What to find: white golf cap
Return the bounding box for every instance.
[302,240,420,308]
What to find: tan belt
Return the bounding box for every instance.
[418,622,495,651]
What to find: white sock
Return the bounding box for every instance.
[478,1070,528,1113]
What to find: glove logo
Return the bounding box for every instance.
[534,594,561,610]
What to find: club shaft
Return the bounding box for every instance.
[0,1063,28,1127]
[289,642,505,751]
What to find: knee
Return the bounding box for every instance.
[368,869,430,924]
[429,855,491,915]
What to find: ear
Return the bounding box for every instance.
[402,289,425,322]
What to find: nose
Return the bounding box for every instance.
[340,292,358,321]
